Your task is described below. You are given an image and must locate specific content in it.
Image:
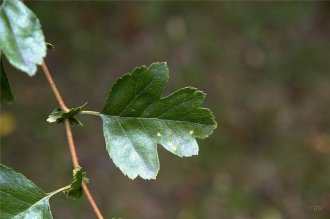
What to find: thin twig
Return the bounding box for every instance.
[41,62,69,112]
[82,183,104,219]
[41,61,104,219]
[64,120,104,219]
[64,120,79,168]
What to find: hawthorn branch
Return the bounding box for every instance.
[41,61,104,219]
[64,120,79,168]
[41,63,69,112]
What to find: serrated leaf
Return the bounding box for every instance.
[0,0,46,76]
[0,164,53,219]
[0,56,14,104]
[47,103,86,126]
[63,166,89,200]
[101,62,217,180]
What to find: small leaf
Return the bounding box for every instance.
[64,166,89,200]
[46,43,54,50]
[0,56,14,104]
[47,103,86,126]
[0,164,53,219]
[0,0,46,75]
[101,62,217,179]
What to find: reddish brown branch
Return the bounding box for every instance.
[82,183,104,219]
[41,61,104,219]
[41,62,69,112]
[64,120,79,168]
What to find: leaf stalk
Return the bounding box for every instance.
[47,185,71,197]
[80,110,101,116]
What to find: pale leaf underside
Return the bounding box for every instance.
[0,0,46,75]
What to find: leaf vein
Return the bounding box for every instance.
[0,190,33,206]
[157,96,201,119]
[118,76,156,116]
[12,196,50,219]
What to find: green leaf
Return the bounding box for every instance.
[0,164,53,219]
[63,166,89,200]
[101,62,217,179]
[47,103,86,126]
[0,0,46,76]
[0,56,14,104]
[46,43,54,51]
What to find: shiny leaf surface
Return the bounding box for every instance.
[0,0,46,75]
[101,62,217,179]
[0,164,53,219]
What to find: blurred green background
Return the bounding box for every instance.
[1,2,330,219]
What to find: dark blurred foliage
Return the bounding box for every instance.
[1,2,330,219]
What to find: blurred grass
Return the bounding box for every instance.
[1,2,330,219]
